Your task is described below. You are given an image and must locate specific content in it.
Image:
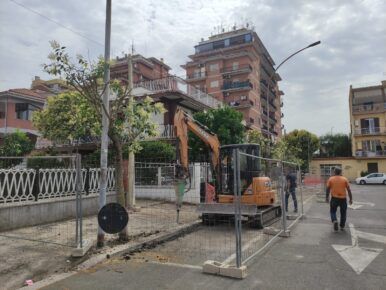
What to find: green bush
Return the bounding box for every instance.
[136,141,175,162]
[0,131,34,157]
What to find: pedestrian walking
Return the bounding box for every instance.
[285,170,298,213]
[326,167,353,231]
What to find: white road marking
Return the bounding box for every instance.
[148,261,202,270]
[332,223,384,274]
[348,201,375,210]
[222,234,264,264]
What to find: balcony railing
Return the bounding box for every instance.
[355,150,386,157]
[186,72,206,80]
[134,76,222,108]
[352,102,386,114]
[222,81,252,91]
[221,64,252,74]
[354,127,386,135]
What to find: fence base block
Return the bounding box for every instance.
[286,214,298,220]
[279,230,291,238]
[263,226,281,236]
[203,260,247,279]
[72,239,93,257]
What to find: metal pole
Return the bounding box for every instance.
[75,158,79,246]
[127,54,136,208]
[233,149,242,268]
[280,161,288,233]
[298,164,304,217]
[98,0,111,247]
[76,154,83,247]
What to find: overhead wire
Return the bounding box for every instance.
[8,0,103,47]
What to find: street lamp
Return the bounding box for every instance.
[265,40,321,141]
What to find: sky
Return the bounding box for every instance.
[1,0,385,136]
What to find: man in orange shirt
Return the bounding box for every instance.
[326,167,353,231]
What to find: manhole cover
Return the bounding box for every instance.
[98,203,129,234]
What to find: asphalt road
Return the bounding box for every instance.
[41,184,386,290]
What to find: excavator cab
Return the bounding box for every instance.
[219,144,261,195]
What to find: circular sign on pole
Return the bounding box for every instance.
[98,203,129,234]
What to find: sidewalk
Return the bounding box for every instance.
[39,184,386,290]
[0,200,198,290]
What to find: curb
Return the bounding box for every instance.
[19,220,201,290]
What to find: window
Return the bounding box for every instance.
[245,33,252,43]
[249,118,254,124]
[15,103,36,121]
[240,95,247,100]
[232,62,239,70]
[210,80,219,88]
[230,35,246,46]
[0,102,5,119]
[209,63,219,72]
[213,40,225,50]
[320,164,342,176]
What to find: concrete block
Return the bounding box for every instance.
[72,239,93,257]
[219,265,247,279]
[203,260,247,279]
[286,214,298,220]
[279,230,291,238]
[263,226,281,236]
[203,260,221,275]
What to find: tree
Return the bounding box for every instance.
[37,41,164,240]
[283,129,319,171]
[0,131,34,157]
[33,92,101,142]
[135,141,175,162]
[246,130,271,157]
[319,133,352,157]
[189,106,245,160]
[271,139,302,166]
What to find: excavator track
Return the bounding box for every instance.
[197,204,282,229]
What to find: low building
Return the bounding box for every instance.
[0,88,49,142]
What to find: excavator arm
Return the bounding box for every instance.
[174,108,221,179]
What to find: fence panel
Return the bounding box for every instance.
[0,155,82,248]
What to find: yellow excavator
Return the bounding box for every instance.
[174,108,281,228]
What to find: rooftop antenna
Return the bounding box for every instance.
[131,40,135,54]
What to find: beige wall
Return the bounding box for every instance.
[310,158,386,181]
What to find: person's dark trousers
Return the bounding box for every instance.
[285,188,298,211]
[330,197,347,227]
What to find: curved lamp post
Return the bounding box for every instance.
[265,41,321,140]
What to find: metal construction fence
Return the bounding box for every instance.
[233,150,303,266]
[0,155,83,248]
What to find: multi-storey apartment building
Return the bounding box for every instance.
[349,81,386,161]
[182,28,283,139]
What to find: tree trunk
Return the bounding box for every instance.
[111,135,129,241]
[127,151,136,207]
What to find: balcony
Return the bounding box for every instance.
[222,81,253,92]
[355,150,386,158]
[221,64,252,75]
[352,102,386,114]
[186,71,207,80]
[354,127,386,136]
[134,76,222,109]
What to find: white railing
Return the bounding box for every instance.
[134,76,222,108]
[88,168,116,194]
[37,169,87,199]
[0,163,204,205]
[0,169,36,203]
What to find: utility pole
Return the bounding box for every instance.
[127,54,136,208]
[97,0,111,247]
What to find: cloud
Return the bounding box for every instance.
[0,0,385,135]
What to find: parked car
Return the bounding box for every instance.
[355,173,386,185]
